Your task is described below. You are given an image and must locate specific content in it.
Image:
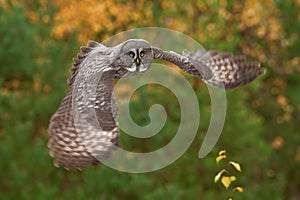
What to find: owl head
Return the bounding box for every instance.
[118,39,154,74]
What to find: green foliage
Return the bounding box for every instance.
[0,4,36,80]
[0,0,299,199]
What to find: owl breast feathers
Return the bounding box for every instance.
[47,39,265,169]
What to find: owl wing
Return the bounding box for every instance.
[47,41,119,170]
[151,47,265,89]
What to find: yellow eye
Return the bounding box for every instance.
[129,51,135,58]
[140,51,145,57]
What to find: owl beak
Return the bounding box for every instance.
[135,57,141,65]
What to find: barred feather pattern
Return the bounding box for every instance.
[48,41,119,170]
[48,39,265,170]
[183,50,265,89]
[152,47,264,89]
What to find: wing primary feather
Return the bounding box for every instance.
[152,46,264,89]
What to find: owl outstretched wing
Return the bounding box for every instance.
[151,47,265,89]
[48,39,265,170]
[47,41,119,170]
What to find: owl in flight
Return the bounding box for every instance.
[48,39,265,169]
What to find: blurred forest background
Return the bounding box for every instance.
[0,0,300,199]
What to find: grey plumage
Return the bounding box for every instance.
[152,47,264,89]
[48,39,265,169]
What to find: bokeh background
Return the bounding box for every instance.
[0,0,299,199]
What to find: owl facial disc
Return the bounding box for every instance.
[119,39,154,74]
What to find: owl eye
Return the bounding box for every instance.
[128,51,135,58]
[140,51,145,57]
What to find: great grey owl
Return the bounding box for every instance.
[48,39,265,169]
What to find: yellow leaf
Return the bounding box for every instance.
[229,161,242,172]
[214,169,226,183]
[216,155,226,163]
[233,186,244,193]
[214,173,221,183]
[230,176,236,182]
[221,176,236,189]
[219,150,226,156]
